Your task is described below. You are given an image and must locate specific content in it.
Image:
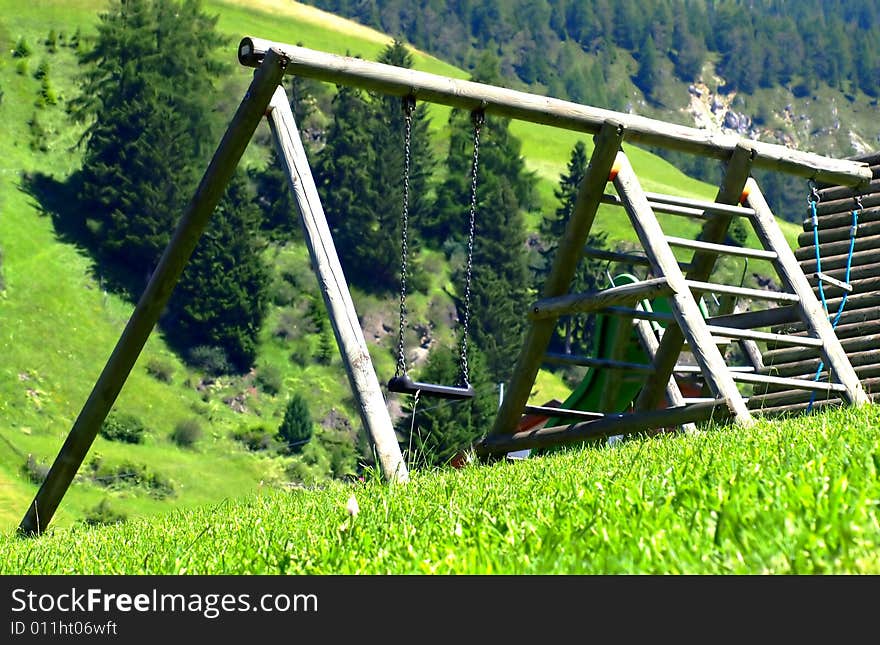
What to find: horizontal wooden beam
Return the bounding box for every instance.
[600,192,754,221]
[522,405,605,421]
[685,279,800,303]
[816,178,880,202]
[543,353,655,373]
[794,233,880,261]
[238,37,872,187]
[730,371,848,393]
[666,235,777,260]
[706,324,824,348]
[815,191,880,216]
[529,277,672,320]
[801,205,880,232]
[476,401,730,454]
[601,306,676,322]
[707,305,801,330]
[797,218,880,246]
[798,247,880,273]
[748,376,880,410]
[763,331,880,364]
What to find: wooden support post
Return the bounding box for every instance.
[18,50,290,537]
[744,178,869,405]
[613,151,754,425]
[489,121,624,437]
[266,87,408,483]
[634,144,755,415]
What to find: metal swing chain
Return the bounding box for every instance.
[394,96,416,378]
[459,109,484,386]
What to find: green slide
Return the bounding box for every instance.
[542,273,707,428]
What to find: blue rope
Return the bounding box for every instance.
[807,200,858,412]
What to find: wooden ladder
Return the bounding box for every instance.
[478,120,869,456]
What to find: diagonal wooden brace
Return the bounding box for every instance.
[488,120,624,437]
[633,144,756,417]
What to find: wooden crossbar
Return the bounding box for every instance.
[731,372,848,393]
[685,280,800,303]
[529,277,672,319]
[238,38,872,187]
[665,235,778,260]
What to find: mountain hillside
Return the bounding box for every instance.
[303,0,880,220]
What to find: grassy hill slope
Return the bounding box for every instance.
[0,0,802,533]
[3,404,879,573]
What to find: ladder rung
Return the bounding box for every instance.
[600,193,755,220]
[581,246,649,266]
[672,364,756,374]
[730,372,849,393]
[705,325,825,348]
[529,277,672,320]
[543,353,655,373]
[708,305,801,330]
[522,405,606,421]
[681,396,751,404]
[644,191,757,217]
[685,280,800,303]
[665,235,778,261]
[580,246,694,272]
[814,272,853,293]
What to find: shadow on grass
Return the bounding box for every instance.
[18,170,251,377]
[20,170,148,302]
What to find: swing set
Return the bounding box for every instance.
[18,39,875,536]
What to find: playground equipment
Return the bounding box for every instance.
[19,39,874,535]
[750,152,880,416]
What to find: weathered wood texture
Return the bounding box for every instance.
[238,37,872,187]
[634,144,755,416]
[266,87,408,483]
[755,154,880,415]
[529,277,672,320]
[489,121,624,437]
[613,151,754,425]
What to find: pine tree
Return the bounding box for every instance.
[278,393,313,454]
[252,66,326,241]
[635,34,659,103]
[315,83,396,291]
[74,0,224,272]
[166,172,270,371]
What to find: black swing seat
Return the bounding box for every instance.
[387,374,475,400]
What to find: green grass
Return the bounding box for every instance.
[3,404,879,574]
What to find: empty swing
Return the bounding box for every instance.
[387,97,482,400]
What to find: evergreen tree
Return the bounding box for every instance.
[396,344,495,468]
[370,40,434,289]
[252,67,326,241]
[74,0,224,272]
[434,53,536,383]
[166,172,269,371]
[635,34,659,103]
[278,392,314,454]
[538,140,608,356]
[315,83,396,291]
[73,0,270,372]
